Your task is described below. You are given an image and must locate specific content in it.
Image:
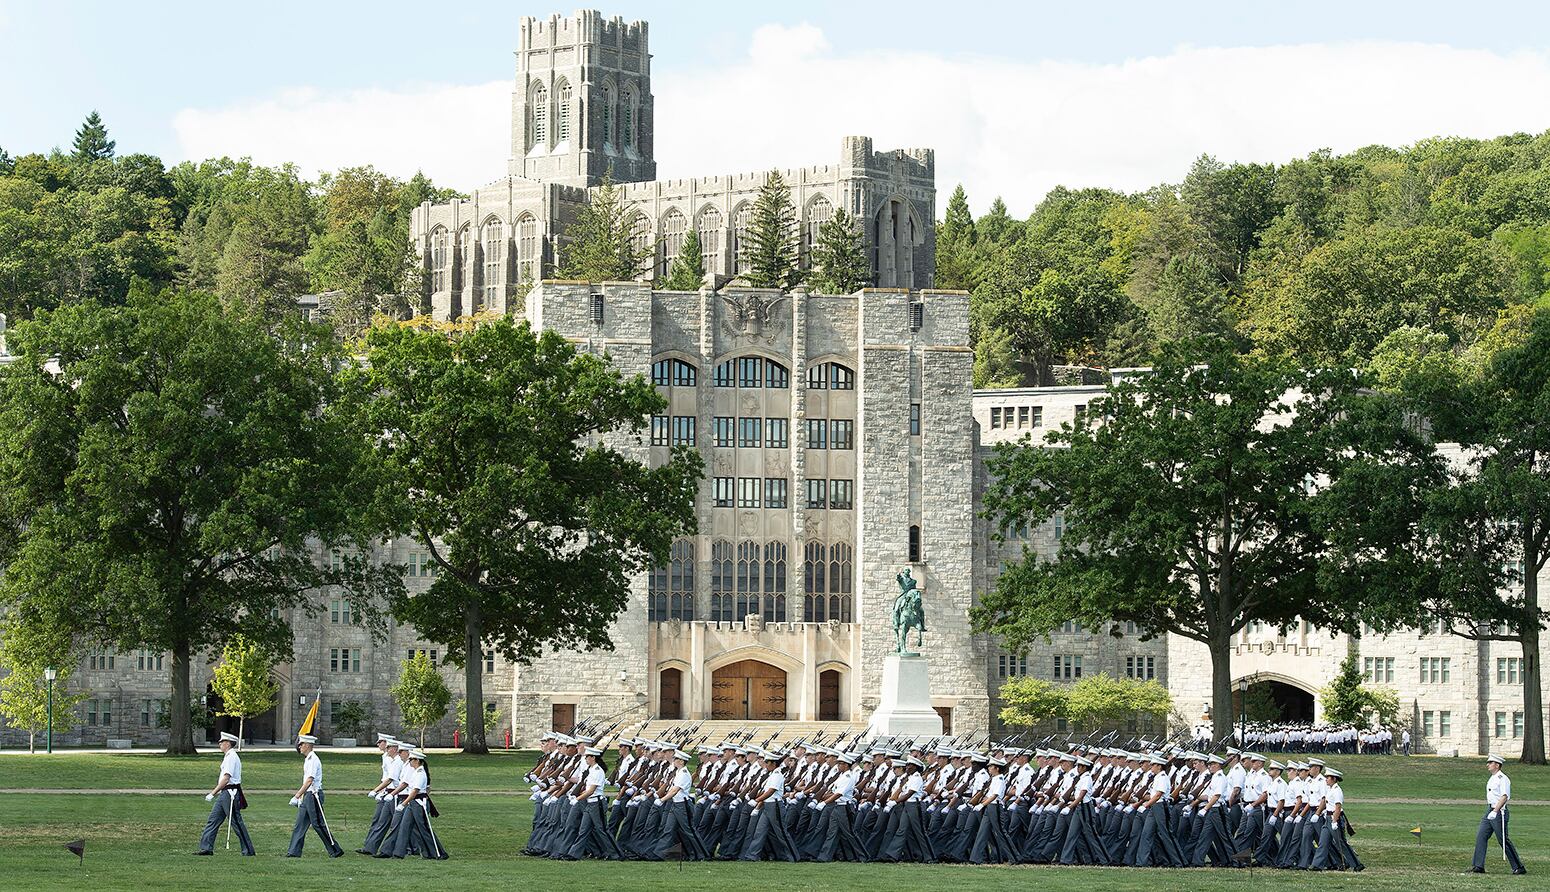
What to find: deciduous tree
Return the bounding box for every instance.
[209,635,280,742]
[391,652,451,748]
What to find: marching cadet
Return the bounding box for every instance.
[286,734,344,857]
[1310,767,1362,871]
[359,735,402,855]
[650,749,709,861]
[384,750,448,859]
[1255,760,1287,865]
[562,746,623,860]
[1132,753,1183,867]
[740,750,798,862]
[1471,753,1527,875]
[1189,754,1231,867]
[196,731,255,856]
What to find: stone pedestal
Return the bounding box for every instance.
[866,653,943,737]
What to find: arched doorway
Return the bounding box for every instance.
[818,669,841,721]
[711,660,786,720]
[1235,679,1316,724]
[659,667,683,720]
[205,682,279,744]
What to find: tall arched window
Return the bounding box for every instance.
[629,212,652,279]
[430,227,448,292]
[602,83,616,147]
[735,540,761,619]
[659,209,686,280]
[669,539,694,620]
[732,203,753,275]
[697,207,722,275]
[804,541,828,621]
[556,80,572,141]
[648,551,669,621]
[531,83,549,148]
[622,87,637,149]
[828,542,853,622]
[804,195,832,269]
[908,525,921,563]
[763,540,787,622]
[457,225,471,293]
[481,219,505,310]
[516,214,538,284]
[710,540,734,622]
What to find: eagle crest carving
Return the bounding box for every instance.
[719,291,789,343]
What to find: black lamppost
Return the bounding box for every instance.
[44,666,57,753]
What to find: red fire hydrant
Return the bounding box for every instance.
[505,728,512,749]
[453,729,461,749]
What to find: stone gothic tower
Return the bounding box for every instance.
[509,10,656,187]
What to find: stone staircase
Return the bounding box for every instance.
[615,719,865,748]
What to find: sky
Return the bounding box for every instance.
[6,0,1550,215]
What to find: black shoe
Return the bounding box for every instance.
[373,853,393,859]
[1470,867,1485,873]
[193,850,213,856]
[1514,868,1528,875]
[283,853,301,858]
[354,848,371,855]
[330,850,344,858]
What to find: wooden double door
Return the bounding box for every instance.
[711,660,786,720]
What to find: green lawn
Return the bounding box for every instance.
[0,751,1541,890]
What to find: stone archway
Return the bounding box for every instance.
[711,659,787,720]
[1234,675,1318,724]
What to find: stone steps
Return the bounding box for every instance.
[617,719,866,748]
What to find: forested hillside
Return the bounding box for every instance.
[940,133,1550,384]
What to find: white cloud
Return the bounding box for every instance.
[172,26,1550,215]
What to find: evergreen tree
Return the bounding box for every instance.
[744,170,801,289]
[71,111,115,162]
[808,208,870,294]
[557,173,654,282]
[0,147,12,176]
[1320,653,1370,727]
[936,184,978,290]
[660,227,706,290]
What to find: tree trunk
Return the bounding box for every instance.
[167,639,196,754]
[1521,538,1545,764]
[1209,632,1235,744]
[463,602,489,754]
[29,731,35,754]
[239,715,246,745]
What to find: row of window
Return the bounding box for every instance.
[713,417,789,448]
[652,358,858,392]
[805,479,854,510]
[1420,709,1453,738]
[988,405,1044,430]
[1420,657,1452,684]
[1494,711,1527,738]
[647,539,855,623]
[528,79,639,151]
[993,653,1154,681]
[653,416,857,450]
[656,195,835,280]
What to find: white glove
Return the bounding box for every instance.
[816,802,826,811]
[1060,807,1071,815]
[750,808,760,816]
[205,793,215,802]
[1488,810,1498,820]
[395,804,405,812]
[567,794,578,805]
[367,791,378,798]
[1267,815,1277,826]
[289,797,301,807]
[1137,806,1147,814]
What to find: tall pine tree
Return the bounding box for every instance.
[72,111,115,162]
[809,208,870,294]
[557,173,654,281]
[660,228,706,290]
[744,170,802,289]
[936,184,978,290]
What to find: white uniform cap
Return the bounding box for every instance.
[297,734,318,745]
[837,752,858,763]
[219,732,240,744]
[376,732,396,743]
[1245,753,1264,762]
[1487,752,1506,765]
[1307,758,1325,767]
[1324,768,1342,779]
[1207,754,1225,765]
[1268,760,1284,770]
[584,746,603,756]
[1148,754,1167,766]
[990,757,1007,767]
[673,750,690,761]
[408,750,427,760]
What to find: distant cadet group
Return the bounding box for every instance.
[521,731,1370,869]
[195,731,447,860]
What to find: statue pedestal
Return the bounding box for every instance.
[867,653,944,737]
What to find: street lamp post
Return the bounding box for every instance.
[44,667,57,754]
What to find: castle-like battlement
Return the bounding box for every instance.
[520,9,648,53]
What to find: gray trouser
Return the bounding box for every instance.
[1134,805,1183,867]
[1472,807,1525,873]
[389,800,445,859]
[287,790,343,856]
[362,796,395,853]
[199,789,255,855]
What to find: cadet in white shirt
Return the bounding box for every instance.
[385,749,447,859]
[359,734,402,855]
[1471,753,1527,874]
[740,751,798,862]
[1310,768,1362,871]
[285,734,344,857]
[649,749,708,861]
[196,731,254,856]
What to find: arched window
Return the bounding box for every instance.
[659,209,686,280]
[481,219,505,309]
[807,361,854,390]
[430,227,448,293]
[455,225,471,292]
[556,80,572,141]
[602,83,616,147]
[651,358,697,388]
[908,525,921,563]
[629,212,651,278]
[710,540,734,622]
[669,539,694,621]
[696,207,722,275]
[531,83,549,147]
[828,542,853,622]
[735,540,761,619]
[732,203,753,275]
[516,214,538,284]
[804,195,832,269]
[622,87,637,149]
[648,550,669,621]
[804,541,827,621]
[763,541,787,622]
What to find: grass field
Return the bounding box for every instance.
[0,750,1541,890]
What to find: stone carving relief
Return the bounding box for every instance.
[719,291,789,345]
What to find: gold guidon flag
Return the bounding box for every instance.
[1410,826,1422,840]
[297,687,321,738]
